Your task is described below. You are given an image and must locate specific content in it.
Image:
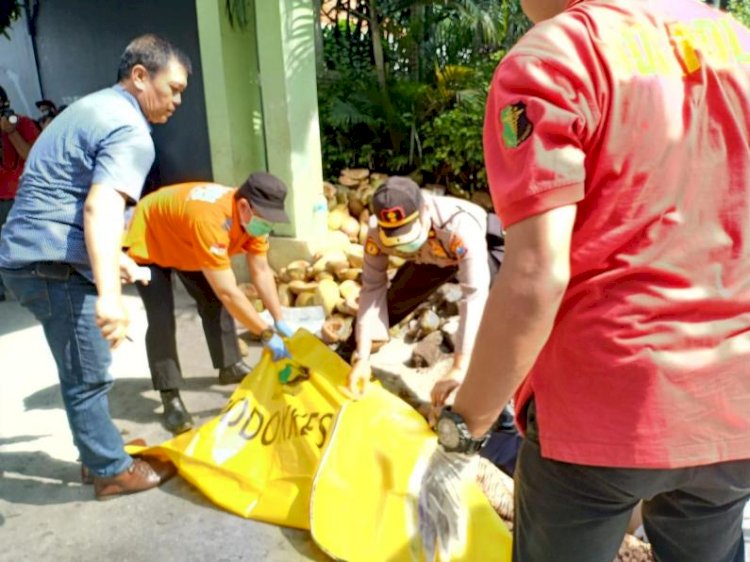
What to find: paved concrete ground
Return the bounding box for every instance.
[3,280,750,561]
[0,282,328,562]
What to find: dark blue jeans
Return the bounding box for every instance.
[513,400,750,562]
[1,265,132,477]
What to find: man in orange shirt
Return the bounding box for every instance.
[124,172,292,433]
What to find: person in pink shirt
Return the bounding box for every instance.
[417,1,750,561]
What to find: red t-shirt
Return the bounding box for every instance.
[0,116,40,199]
[484,0,750,468]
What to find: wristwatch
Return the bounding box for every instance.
[436,406,490,454]
[259,328,275,343]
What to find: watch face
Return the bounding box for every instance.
[437,417,461,449]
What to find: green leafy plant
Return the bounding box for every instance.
[419,90,488,191]
[316,1,527,187]
[728,0,750,26]
[225,0,249,30]
[0,0,22,39]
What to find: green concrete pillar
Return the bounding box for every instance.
[195,0,267,185]
[254,0,327,268]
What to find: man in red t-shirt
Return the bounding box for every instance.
[0,86,40,301]
[418,2,750,561]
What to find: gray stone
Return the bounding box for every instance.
[411,331,445,368]
[440,316,460,352]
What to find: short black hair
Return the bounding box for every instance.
[116,34,192,82]
[0,86,7,104]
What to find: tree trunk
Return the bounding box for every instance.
[368,0,387,93]
[312,0,325,73]
[409,4,425,82]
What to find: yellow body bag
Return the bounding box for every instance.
[129,329,349,528]
[309,386,512,561]
[129,329,512,560]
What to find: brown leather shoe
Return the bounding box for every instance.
[81,439,148,485]
[93,457,175,501]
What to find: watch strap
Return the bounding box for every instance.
[438,406,490,454]
[259,328,275,343]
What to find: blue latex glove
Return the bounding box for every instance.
[275,319,294,338]
[417,447,478,561]
[263,333,291,361]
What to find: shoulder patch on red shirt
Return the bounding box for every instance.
[365,237,381,256]
[501,101,533,148]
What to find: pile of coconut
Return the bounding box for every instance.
[237,168,485,351]
[238,168,404,345]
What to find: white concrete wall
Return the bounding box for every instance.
[0,10,42,118]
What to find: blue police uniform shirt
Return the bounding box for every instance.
[0,84,154,278]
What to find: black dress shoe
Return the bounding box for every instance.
[218,360,252,385]
[160,390,194,434]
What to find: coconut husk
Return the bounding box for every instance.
[328,204,350,231]
[342,168,370,181]
[340,215,360,242]
[277,283,293,307]
[314,271,335,282]
[615,535,654,562]
[336,267,362,283]
[323,181,337,201]
[358,222,369,245]
[288,279,318,295]
[286,260,311,281]
[295,292,317,307]
[311,251,349,276]
[359,185,376,207]
[321,314,353,344]
[370,172,388,189]
[335,296,359,316]
[338,174,360,188]
[237,337,249,357]
[278,267,292,284]
[475,458,514,525]
[314,278,341,317]
[239,282,259,300]
[316,230,352,256]
[339,279,361,301]
[418,309,441,335]
[251,298,265,313]
[345,244,364,268]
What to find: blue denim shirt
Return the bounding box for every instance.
[0,85,154,278]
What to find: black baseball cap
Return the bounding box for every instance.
[372,176,423,247]
[237,172,290,223]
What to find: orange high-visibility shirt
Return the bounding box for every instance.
[124,182,269,271]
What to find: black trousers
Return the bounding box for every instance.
[136,265,241,391]
[513,400,750,562]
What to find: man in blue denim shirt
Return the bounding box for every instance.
[0,34,190,500]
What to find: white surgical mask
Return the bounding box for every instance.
[394,225,429,254]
